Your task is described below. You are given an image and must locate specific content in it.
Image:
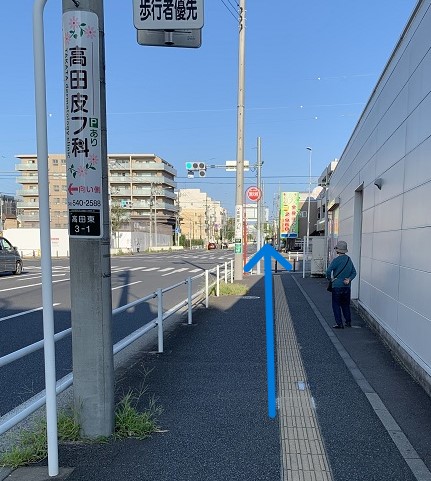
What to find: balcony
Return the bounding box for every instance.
[16,163,38,171]
[17,188,39,196]
[16,175,39,183]
[17,201,40,209]
[19,213,40,222]
[110,189,131,196]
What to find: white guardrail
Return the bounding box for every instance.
[0,260,235,436]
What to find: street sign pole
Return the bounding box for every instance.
[234,0,246,281]
[62,0,114,438]
[33,1,58,474]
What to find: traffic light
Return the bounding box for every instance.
[185,161,206,177]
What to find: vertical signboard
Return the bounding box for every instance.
[279,192,300,237]
[235,204,243,253]
[63,11,103,238]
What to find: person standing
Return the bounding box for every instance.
[326,240,357,329]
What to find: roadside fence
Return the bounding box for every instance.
[0,259,234,436]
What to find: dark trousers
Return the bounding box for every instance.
[332,287,352,326]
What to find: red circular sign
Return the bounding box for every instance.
[246,186,262,202]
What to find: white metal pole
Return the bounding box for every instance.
[157,288,163,353]
[216,265,220,296]
[205,270,209,308]
[0,196,3,232]
[33,0,58,476]
[187,277,192,325]
[149,186,153,250]
[154,189,158,248]
[303,147,312,279]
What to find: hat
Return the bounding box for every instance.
[334,240,348,253]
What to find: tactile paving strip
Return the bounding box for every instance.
[274,276,334,481]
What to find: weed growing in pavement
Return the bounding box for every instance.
[0,391,161,469]
[0,410,80,469]
[210,282,249,296]
[114,391,161,440]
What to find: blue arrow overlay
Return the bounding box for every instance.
[244,244,292,418]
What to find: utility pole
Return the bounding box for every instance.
[256,136,262,274]
[234,0,246,280]
[62,0,114,438]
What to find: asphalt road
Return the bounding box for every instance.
[0,248,235,417]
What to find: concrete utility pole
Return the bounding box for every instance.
[256,136,262,274]
[62,0,114,437]
[234,0,246,280]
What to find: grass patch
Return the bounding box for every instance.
[0,411,80,469]
[211,282,249,296]
[0,391,161,468]
[114,391,160,440]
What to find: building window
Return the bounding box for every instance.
[52,159,59,165]
[53,185,60,192]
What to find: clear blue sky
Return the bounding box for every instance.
[0,0,417,217]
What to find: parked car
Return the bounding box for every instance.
[207,242,217,250]
[0,237,23,275]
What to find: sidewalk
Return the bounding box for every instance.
[4,271,431,480]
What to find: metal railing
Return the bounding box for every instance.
[0,260,234,435]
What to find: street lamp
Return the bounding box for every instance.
[303,147,312,279]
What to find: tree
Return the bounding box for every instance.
[224,217,235,242]
[110,202,129,248]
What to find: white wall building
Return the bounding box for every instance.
[327,0,431,394]
[177,189,227,244]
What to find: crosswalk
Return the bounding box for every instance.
[22,261,231,277]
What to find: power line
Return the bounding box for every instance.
[219,0,238,21]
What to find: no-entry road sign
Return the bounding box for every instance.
[246,186,262,202]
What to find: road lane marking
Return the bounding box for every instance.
[0,278,70,293]
[141,267,159,272]
[0,303,61,323]
[161,267,188,277]
[158,268,175,272]
[189,268,202,273]
[15,274,66,281]
[112,281,142,290]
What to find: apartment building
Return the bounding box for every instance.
[177,189,226,244]
[15,153,177,233]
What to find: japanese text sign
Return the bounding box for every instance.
[280,192,300,236]
[133,0,204,30]
[63,10,103,238]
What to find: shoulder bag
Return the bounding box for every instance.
[327,256,350,292]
